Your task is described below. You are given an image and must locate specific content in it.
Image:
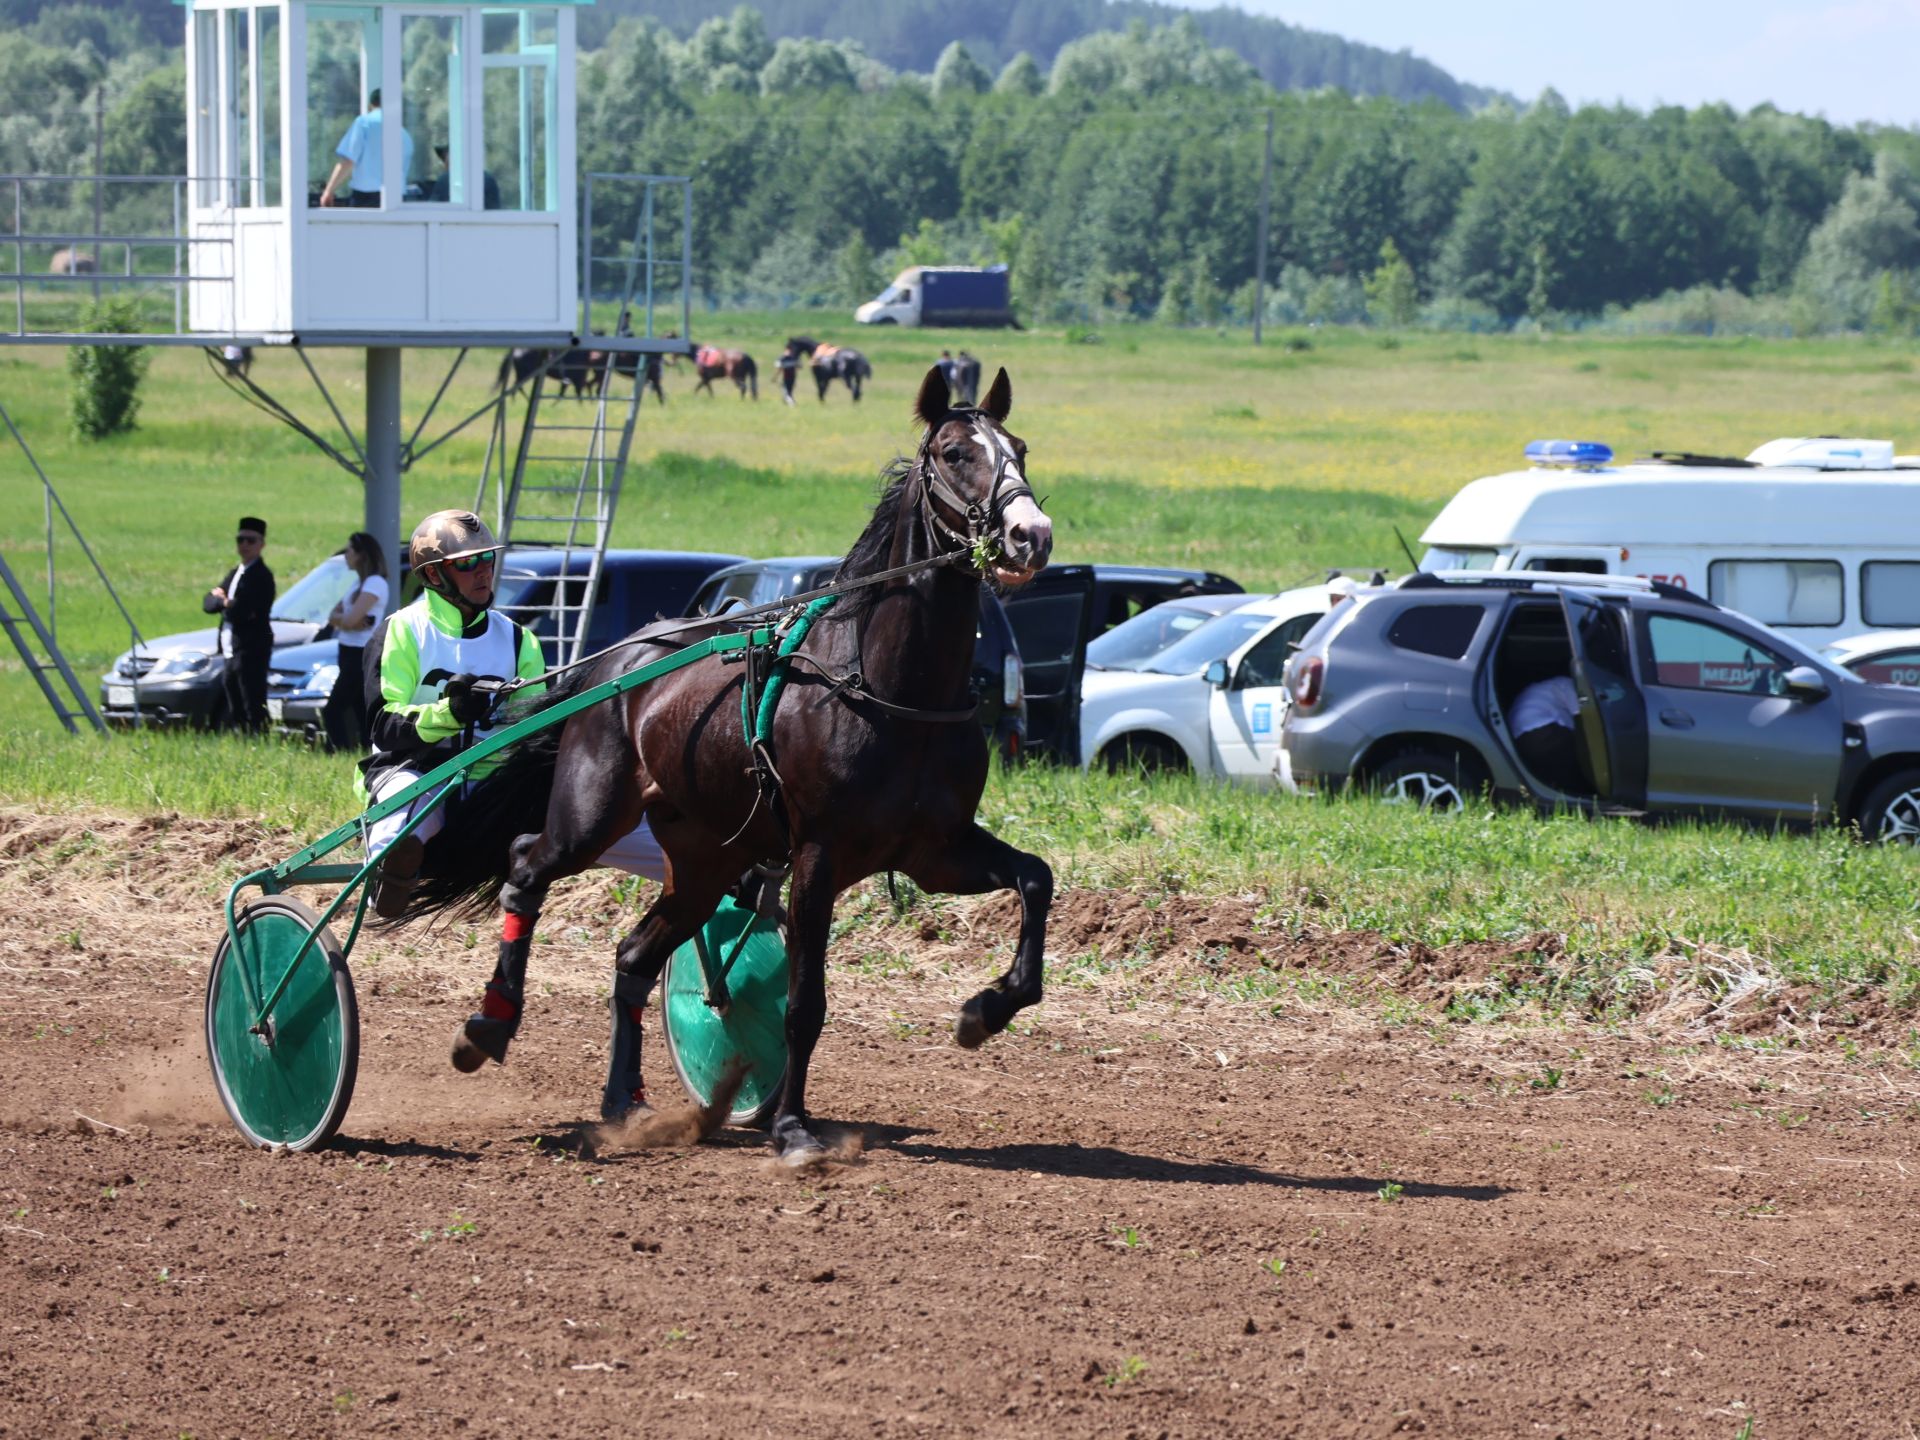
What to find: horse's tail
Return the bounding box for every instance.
[741,353,758,398]
[493,349,515,394]
[383,671,594,927]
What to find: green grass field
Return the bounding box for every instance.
[4,316,1920,1014]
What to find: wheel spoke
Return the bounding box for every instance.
[1384,771,1464,812]
[1879,789,1920,843]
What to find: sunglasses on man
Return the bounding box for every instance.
[235,534,262,545]
[447,549,497,573]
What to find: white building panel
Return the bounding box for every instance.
[434,224,561,324]
[304,223,429,326]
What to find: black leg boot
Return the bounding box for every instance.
[601,969,654,1122]
[452,927,531,1073]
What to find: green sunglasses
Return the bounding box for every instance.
[447,549,497,572]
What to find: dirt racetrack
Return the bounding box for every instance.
[4,808,1920,1439]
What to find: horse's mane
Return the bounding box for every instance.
[831,457,917,621]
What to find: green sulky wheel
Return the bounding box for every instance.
[659,896,788,1128]
[205,896,360,1151]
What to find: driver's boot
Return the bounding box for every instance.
[370,834,424,920]
[731,863,789,929]
[452,914,531,1072]
[600,969,653,1122]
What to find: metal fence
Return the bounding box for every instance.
[0,174,237,340]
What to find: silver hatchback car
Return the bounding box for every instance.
[1281,572,1920,840]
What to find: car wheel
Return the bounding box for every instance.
[1857,768,1920,843]
[1102,736,1186,775]
[1368,748,1488,812]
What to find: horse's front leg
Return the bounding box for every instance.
[905,823,1053,1049]
[771,842,836,1162]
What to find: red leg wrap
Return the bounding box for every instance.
[501,912,534,943]
[481,981,520,1021]
[625,1002,648,1026]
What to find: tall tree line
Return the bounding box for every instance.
[580,14,1920,329]
[590,0,1503,111]
[4,3,1918,330]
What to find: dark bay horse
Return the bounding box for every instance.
[788,336,872,402]
[494,346,605,400]
[400,365,1054,1162]
[691,345,758,399]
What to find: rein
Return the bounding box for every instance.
[514,545,966,692]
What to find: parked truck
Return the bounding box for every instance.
[855,264,1016,328]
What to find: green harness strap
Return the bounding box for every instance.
[748,595,837,745]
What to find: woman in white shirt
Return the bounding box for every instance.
[322,531,391,752]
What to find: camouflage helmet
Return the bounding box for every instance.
[408,509,498,572]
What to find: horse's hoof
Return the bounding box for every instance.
[775,1136,827,1167]
[771,1120,827,1165]
[956,986,1012,1050]
[954,1003,990,1051]
[599,1088,652,1125]
[451,1014,515,1073]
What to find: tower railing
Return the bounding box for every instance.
[579,173,693,348]
[0,174,238,341]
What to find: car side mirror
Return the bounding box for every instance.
[1781,665,1829,702]
[1203,659,1229,689]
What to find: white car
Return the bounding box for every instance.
[1822,628,1920,686]
[1078,578,1386,783]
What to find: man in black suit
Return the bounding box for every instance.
[204,516,276,733]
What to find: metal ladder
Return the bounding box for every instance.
[0,398,126,735]
[492,357,643,665]
[0,550,103,734]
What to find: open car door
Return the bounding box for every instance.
[1558,589,1648,809]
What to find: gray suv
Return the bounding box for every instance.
[1282,572,1920,840]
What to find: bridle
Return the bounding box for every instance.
[915,409,1036,565]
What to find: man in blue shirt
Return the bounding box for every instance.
[319,89,414,207]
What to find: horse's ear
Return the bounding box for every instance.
[913,365,951,430]
[981,367,1012,422]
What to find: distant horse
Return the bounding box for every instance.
[495,346,606,400]
[788,337,872,402]
[691,345,758,399]
[494,347,549,394]
[612,350,666,406]
[396,364,1055,1162]
[606,313,668,406]
[552,347,608,399]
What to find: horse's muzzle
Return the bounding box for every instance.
[997,498,1052,587]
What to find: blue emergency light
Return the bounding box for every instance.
[1524,439,1614,469]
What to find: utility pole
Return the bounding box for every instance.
[1253,108,1272,346]
[92,85,104,309]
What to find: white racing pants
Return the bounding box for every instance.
[365,768,668,882]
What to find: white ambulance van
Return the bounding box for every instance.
[1416,437,1920,646]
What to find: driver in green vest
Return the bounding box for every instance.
[360,509,544,919]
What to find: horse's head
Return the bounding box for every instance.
[912,364,1053,588]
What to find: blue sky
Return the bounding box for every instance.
[1190,1,1920,127]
